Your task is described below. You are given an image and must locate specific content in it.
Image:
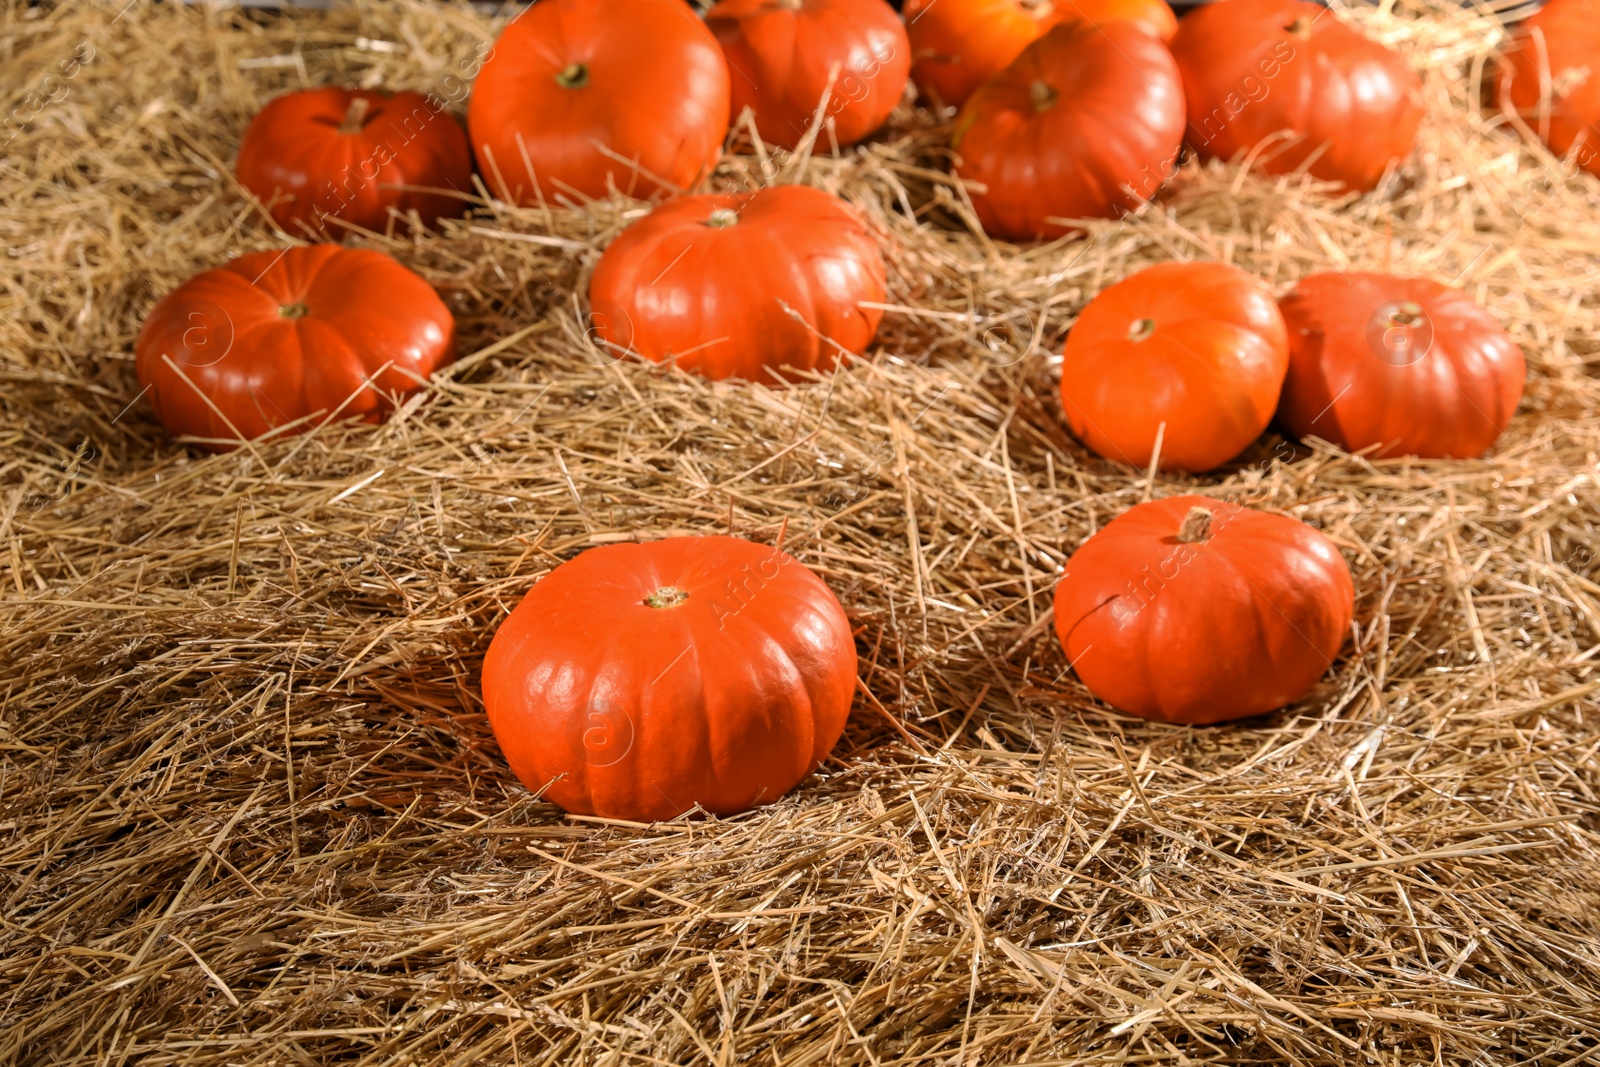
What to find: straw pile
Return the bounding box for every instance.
[3,0,1599,1063]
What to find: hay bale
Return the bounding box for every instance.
[2,0,1598,1062]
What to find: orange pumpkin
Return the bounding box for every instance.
[1276,272,1526,459]
[904,0,1178,110]
[1170,0,1422,192]
[1061,261,1289,472]
[467,0,730,204]
[236,88,473,239]
[708,0,910,149]
[135,246,454,451]
[1054,495,1354,725]
[588,184,886,382]
[952,21,1185,240]
[1497,0,1600,176]
[481,535,858,821]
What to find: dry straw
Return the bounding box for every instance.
[3,0,1599,1063]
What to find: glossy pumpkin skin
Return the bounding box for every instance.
[1170,0,1422,192]
[237,88,473,239]
[1277,272,1526,459]
[952,21,1185,240]
[481,535,858,821]
[709,0,910,149]
[1496,0,1600,177]
[588,184,886,381]
[1061,262,1289,472]
[135,246,454,451]
[467,0,731,204]
[904,0,1178,110]
[1053,495,1354,725]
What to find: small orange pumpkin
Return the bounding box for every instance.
[951,21,1185,240]
[1061,261,1289,472]
[708,0,911,149]
[481,535,858,821]
[467,0,731,204]
[588,184,886,382]
[1054,496,1354,725]
[1276,272,1526,459]
[135,246,454,450]
[237,88,473,238]
[1170,0,1423,192]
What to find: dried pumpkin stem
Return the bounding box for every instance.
[1286,16,1314,38]
[1177,507,1214,544]
[1389,302,1425,328]
[339,96,370,134]
[1030,80,1058,112]
[555,63,589,90]
[1128,317,1156,342]
[278,302,309,320]
[705,208,740,229]
[644,587,688,609]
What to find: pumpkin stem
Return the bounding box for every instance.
[1127,317,1156,342]
[776,0,803,8]
[644,586,689,609]
[1389,302,1425,328]
[1285,15,1313,38]
[339,95,371,134]
[1177,507,1214,544]
[1030,80,1058,112]
[279,302,309,320]
[705,207,740,229]
[555,62,589,89]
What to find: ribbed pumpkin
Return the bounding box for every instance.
[1061,261,1289,472]
[467,0,730,204]
[135,246,454,451]
[1170,0,1422,191]
[951,21,1185,240]
[237,88,473,238]
[1054,496,1354,725]
[1276,272,1526,459]
[708,0,910,149]
[481,535,858,822]
[588,185,886,381]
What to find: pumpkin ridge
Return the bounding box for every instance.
[737,610,815,800]
[1220,525,1340,665]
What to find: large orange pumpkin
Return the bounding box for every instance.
[708,0,910,150]
[1054,495,1354,725]
[467,0,730,204]
[904,0,1178,110]
[1497,0,1600,177]
[951,21,1185,240]
[1276,272,1526,459]
[588,184,886,382]
[237,88,473,239]
[1169,0,1422,192]
[481,535,858,821]
[135,246,454,451]
[1061,261,1289,472]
